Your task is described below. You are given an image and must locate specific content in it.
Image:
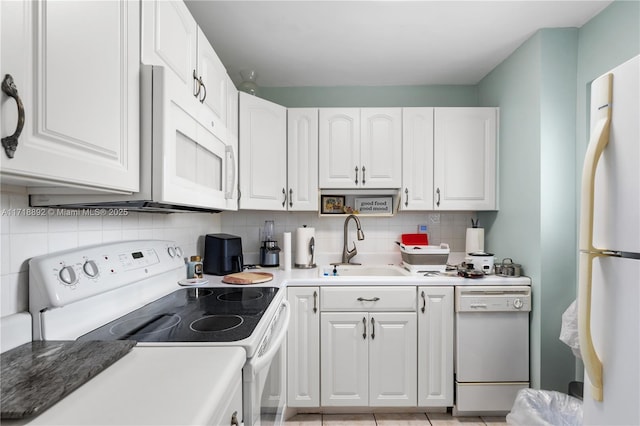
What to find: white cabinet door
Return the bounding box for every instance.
[434,108,497,210]
[287,109,319,211]
[321,312,369,406]
[402,108,435,210]
[1,0,139,192]
[239,93,287,210]
[360,108,402,188]
[369,312,417,407]
[319,108,401,189]
[141,0,197,100]
[225,76,239,210]
[197,28,227,142]
[287,287,320,407]
[319,109,360,188]
[417,287,454,407]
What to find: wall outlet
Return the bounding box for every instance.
[429,213,440,224]
[417,224,428,233]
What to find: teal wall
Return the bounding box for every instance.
[476,0,639,391]
[259,85,478,107]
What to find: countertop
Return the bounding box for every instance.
[196,266,532,289]
[2,346,246,426]
[1,340,136,420]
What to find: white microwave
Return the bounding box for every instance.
[31,65,237,213]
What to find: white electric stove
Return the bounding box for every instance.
[28,240,289,426]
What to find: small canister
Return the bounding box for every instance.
[187,255,204,279]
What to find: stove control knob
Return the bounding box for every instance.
[58,266,77,286]
[513,298,523,309]
[83,260,99,278]
[175,246,183,258]
[167,246,176,258]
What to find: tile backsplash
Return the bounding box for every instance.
[0,190,221,317]
[1,187,476,318]
[220,210,475,266]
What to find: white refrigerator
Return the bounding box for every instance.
[579,54,639,425]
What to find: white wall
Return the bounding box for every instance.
[0,188,221,317]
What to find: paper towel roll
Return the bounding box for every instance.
[282,232,291,271]
[465,228,485,254]
[295,227,316,268]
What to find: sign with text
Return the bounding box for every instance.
[354,197,392,214]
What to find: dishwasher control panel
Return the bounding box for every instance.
[455,286,531,312]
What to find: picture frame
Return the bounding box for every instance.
[321,195,345,214]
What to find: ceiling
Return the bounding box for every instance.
[185,1,612,88]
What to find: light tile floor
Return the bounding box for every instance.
[285,412,506,426]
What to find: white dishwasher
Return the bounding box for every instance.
[454,285,531,415]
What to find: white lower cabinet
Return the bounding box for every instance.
[287,287,320,407]
[320,287,417,407]
[417,286,454,406]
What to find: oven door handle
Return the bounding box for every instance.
[247,300,290,376]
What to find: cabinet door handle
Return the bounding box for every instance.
[199,77,207,103]
[421,290,426,313]
[230,410,239,426]
[436,188,441,207]
[193,70,201,98]
[1,74,25,159]
[225,145,236,200]
[355,166,359,185]
[362,165,366,185]
[357,297,380,302]
[289,188,293,208]
[362,317,367,339]
[282,188,287,208]
[404,188,409,207]
[313,290,317,313]
[370,317,375,339]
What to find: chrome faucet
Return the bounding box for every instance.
[341,214,365,264]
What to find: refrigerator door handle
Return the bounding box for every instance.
[578,72,612,402]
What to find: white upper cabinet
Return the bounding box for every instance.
[361,109,403,188]
[225,76,239,210]
[401,108,435,210]
[434,108,498,210]
[1,0,139,192]
[141,0,197,99]
[142,0,227,142]
[239,93,287,210]
[319,108,402,189]
[287,109,319,211]
[196,28,228,142]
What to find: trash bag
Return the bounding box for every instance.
[506,388,583,426]
[559,300,581,359]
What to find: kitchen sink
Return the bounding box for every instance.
[321,264,411,277]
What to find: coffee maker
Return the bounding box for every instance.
[259,220,280,267]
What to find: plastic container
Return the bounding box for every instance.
[399,243,449,265]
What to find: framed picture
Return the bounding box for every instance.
[321,195,345,214]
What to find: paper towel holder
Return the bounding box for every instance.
[295,226,317,269]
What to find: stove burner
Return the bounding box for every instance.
[217,289,264,302]
[109,314,181,338]
[184,288,214,300]
[190,315,244,333]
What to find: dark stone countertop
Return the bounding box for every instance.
[1,340,136,420]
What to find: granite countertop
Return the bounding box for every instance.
[1,340,136,420]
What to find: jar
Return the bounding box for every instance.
[187,255,203,279]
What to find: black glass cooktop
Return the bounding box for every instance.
[77,287,279,343]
